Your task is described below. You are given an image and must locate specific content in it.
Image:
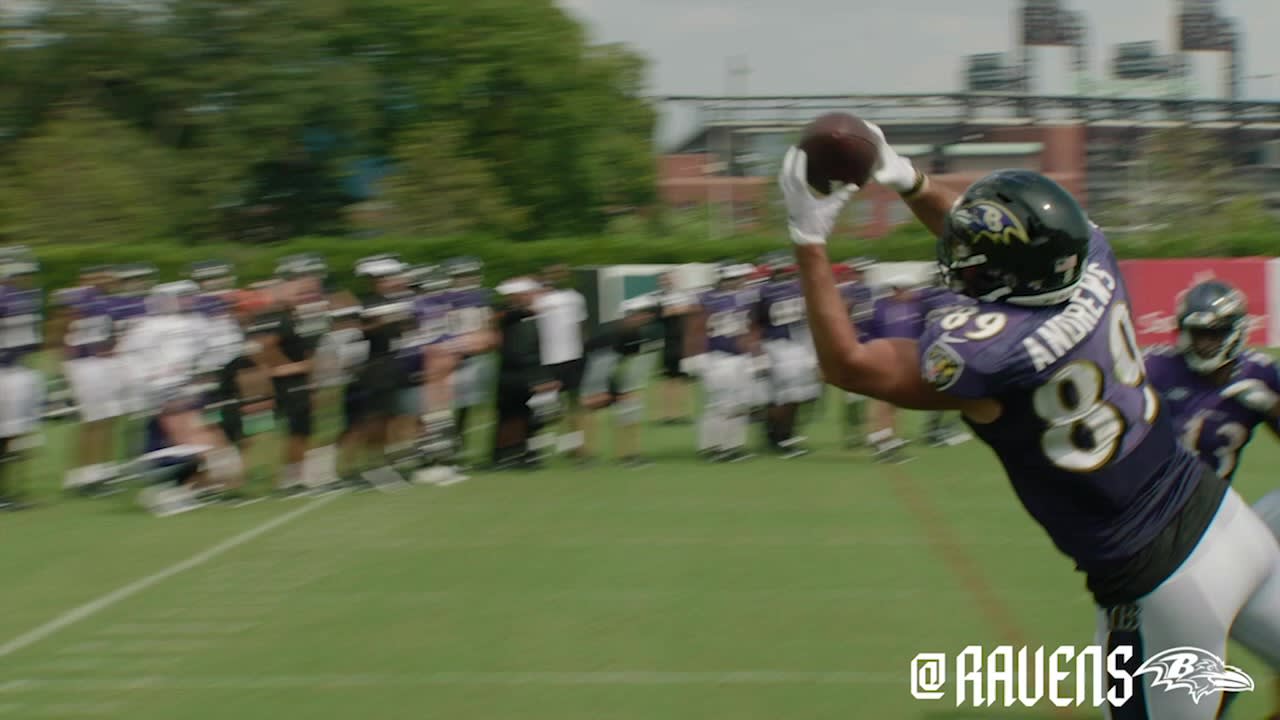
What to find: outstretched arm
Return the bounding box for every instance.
[899,173,962,238]
[794,244,971,411]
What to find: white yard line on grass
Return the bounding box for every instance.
[1,671,904,691]
[0,494,340,660]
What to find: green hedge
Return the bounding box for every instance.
[21,222,1280,293]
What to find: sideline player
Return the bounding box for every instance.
[578,293,663,467]
[60,267,127,491]
[754,252,820,457]
[655,270,697,425]
[778,124,1280,719]
[684,262,761,462]
[861,274,925,462]
[442,257,497,462]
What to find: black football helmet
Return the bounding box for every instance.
[1176,280,1248,374]
[938,170,1091,306]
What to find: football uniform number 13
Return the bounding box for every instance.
[1031,302,1159,472]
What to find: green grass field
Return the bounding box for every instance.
[2,396,1277,719]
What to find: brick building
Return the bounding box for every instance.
[657,93,1280,238]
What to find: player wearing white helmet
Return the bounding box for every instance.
[684,261,762,462]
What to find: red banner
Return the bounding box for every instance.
[1119,258,1270,346]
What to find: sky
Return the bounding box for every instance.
[556,0,1280,146]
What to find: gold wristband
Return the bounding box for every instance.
[900,170,928,199]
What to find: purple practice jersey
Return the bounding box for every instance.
[756,279,806,342]
[839,281,873,322]
[0,286,42,367]
[444,287,494,342]
[917,229,1202,573]
[1145,346,1280,482]
[195,291,233,319]
[918,285,966,319]
[109,294,149,336]
[866,293,927,340]
[61,289,115,360]
[700,287,757,355]
[415,294,452,347]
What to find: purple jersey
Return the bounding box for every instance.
[414,294,451,346]
[444,287,494,339]
[866,294,927,340]
[839,281,873,322]
[700,287,757,355]
[756,279,806,342]
[109,294,149,335]
[1144,346,1280,481]
[63,292,115,359]
[918,229,1202,573]
[195,291,233,319]
[919,285,965,318]
[0,286,42,366]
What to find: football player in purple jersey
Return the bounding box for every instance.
[683,262,762,462]
[1144,281,1280,486]
[1143,280,1280,719]
[405,265,466,485]
[60,266,132,492]
[779,121,1280,720]
[753,252,820,458]
[442,256,498,457]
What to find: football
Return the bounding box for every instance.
[797,112,879,195]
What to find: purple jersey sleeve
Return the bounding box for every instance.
[868,295,927,341]
[918,304,1033,400]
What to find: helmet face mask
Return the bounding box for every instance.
[1176,280,1247,374]
[938,171,1090,307]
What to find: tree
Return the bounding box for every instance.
[372,122,526,237]
[0,0,661,242]
[1,105,180,245]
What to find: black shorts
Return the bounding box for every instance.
[272,377,313,438]
[220,404,244,445]
[547,358,585,395]
[662,350,688,379]
[345,355,403,428]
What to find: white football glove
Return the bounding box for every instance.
[778,146,853,246]
[1221,378,1280,415]
[865,122,919,194]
